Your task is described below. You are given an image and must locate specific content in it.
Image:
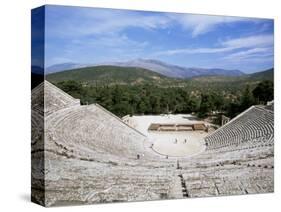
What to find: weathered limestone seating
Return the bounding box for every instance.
[180,163,273,197]
[31,81,44,115]
[43,157,176,206]
[45,104,151,161]
[205,106,273,151]
[176,104,274,198]
[177,143,273,197]
[44,80,80,116]
[31,110,43,146]
[31,81,274,206]
[31,82,44,151]
[31,82,46,205]
[32,81,176,206]
[95,103,147,138]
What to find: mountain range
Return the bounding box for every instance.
[46,62,90,74]
[46,65,174,86]
[46,59,245,79]
[46,62,273,90]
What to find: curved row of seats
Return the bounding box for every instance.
[31,82,44,115]
[43,158,175,206]
[180,162,273,197]
[31,81,274,206]
[205,106,273,151]
[45,104,152,161]
[44,81,80,115]
[177,104,274,198]
[31,110,43,146]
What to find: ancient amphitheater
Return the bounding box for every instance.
[32,81,274,207]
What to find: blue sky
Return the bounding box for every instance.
[44,5,274,73]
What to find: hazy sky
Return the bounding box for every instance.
[44,5,274,73]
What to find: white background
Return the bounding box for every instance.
[0,0,280,211]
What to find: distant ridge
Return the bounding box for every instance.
[46,59,245,79]
[246,68,273,81]
[190,68,273,83]
[46,63,91,74]
[46,65,171,85]
[46,64,273,91]
[105,59,245,78]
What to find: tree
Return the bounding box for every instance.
[212,92,224,111]
[150,95,161,114]
[240,85,256,111]
[99,87,113,110]
[226,101,241,118]
[189,97,200,113]
[137,100,146,114]
[54,79,258,118]
[198,94,213,118]
[57,80,84,99]
[252,80,273,104]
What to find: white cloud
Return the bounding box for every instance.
[46,7,258,39]
[46,8,171,38]
[220,35,274,63]
[76,33,149,49]
[153,46,232,56]
[153,34,273,57]
[46,32,150,66]
[221,34,273,49]
[169,14,253,37]
[223,47,273,60]
[44,6,273,68]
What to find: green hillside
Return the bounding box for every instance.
[244,68,273,81]
[191,68,273,82]
[45,66,273,118]
[46,65,176,86]
[188,68,273,91]
[47,65,273,90]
